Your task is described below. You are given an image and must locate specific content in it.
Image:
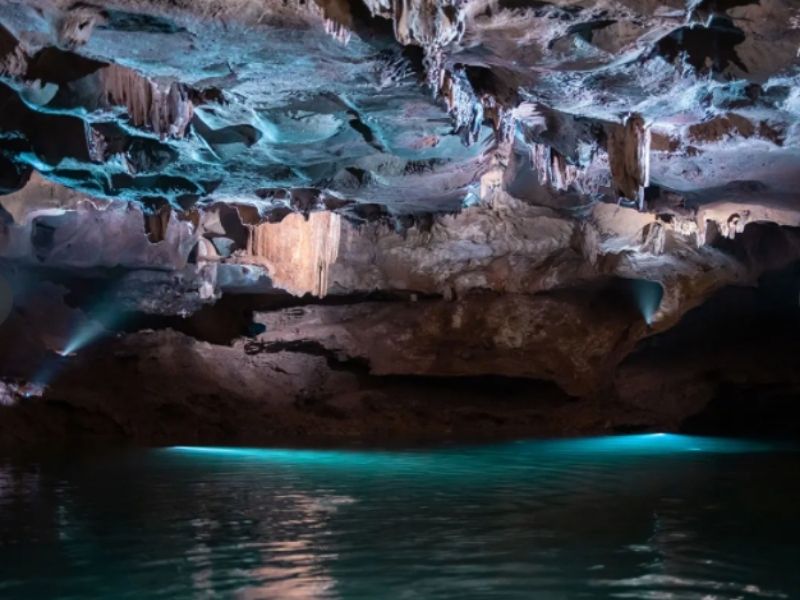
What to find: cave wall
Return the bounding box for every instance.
[1,0,800,444]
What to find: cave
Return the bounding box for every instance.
[0,1,798,597]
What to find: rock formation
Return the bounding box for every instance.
[1,0,800,445]
[246,212,342,297]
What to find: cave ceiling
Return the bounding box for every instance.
[2,1,800,429]
[1,0,800,323]
[0,0,797,217]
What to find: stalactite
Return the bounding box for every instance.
[420,53,516,148]
[481,95,514,145]
[380,1,499,147]
[323,18,352,45]
[144,207,172,244]
[608,114,651,210]
[391,0,465,47]
[84,124,107,163]
[437,64,483,145]
[312,0,353,45]
[246,211,341,297]
[98,65,194,139]
[641,222,666,255]
[530,143,582,192]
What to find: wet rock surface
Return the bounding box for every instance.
[1,1,800,445]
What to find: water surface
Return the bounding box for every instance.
[0,435,798,599]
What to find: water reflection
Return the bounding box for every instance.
[0,435,797,599]
[185,489,343,600]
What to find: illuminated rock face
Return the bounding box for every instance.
[246,212,342,297]
[1,0,800,443]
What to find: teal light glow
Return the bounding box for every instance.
[169,434,781,468]
[536,433,777,454]
[59,320,107,356]
[35,301,125,388]
[631,279,663,325]
[169,445,428,468]
[58,296,128,357]
[34,320,106,388]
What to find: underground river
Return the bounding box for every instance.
[0,434,797,599]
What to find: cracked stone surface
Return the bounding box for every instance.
[1,0,800,444]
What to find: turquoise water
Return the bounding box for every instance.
[0,435,798,599]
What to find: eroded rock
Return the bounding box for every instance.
[1,0,800,444]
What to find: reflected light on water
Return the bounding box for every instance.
[170,434,778,465]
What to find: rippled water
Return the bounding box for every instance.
[0,435,798,599]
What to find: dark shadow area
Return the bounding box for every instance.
[99,9,189,34]
[682,384,800,438]
[620,259,800,438]
[653,17,747,74]
[541,276,662,326]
